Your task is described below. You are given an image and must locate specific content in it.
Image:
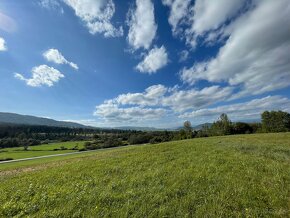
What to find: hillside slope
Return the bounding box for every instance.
[1,133,289,217]
[0,112,88,128]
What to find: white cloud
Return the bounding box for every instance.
[185,0,246,47]
[180,96,290,122]
[116,84,168,106]
[136,46,168,74]
[39,0,64,13]
[0,37,7,51]
[162,0,246,47]
[43,48,78,70]
[94,84,290,125]
[162,86,233,112]
[94,100,166,123]
[93,84,234,125]
[162,0,191,35]
[14,65,64,87]
[180,0,290,97]
[127,0,157,50]
[63,0,123,37]
[179,50,189,62]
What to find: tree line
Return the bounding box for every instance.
[181,110,290,139]
[0,124,136,149]
[0,110,289,150]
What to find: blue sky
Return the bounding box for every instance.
[0,0,290,128]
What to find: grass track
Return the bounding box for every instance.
[0,133,289,217]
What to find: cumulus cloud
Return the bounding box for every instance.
[162,86,233,112]
[14,65,64,87]
[180,0,290,97]
[93,84,235,124]
[94,84,290,125]
[180,96,290,122]
[94,100,166,123]
[0,37,7,51]
[63,0,123,37]
[127,0,157,50]
[162,0,247,47]
[162,0,191,35]
[185,0,246,47]
[116,84,168,106]
[43,48,78,70]
[136,46,168,74]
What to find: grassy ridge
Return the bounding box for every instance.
[0,133,289,217]
[0,141,87,160]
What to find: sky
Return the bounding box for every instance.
[0,0,290,128]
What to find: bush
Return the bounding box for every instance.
[102,137,123,148]
[78,148,87,152]
[84,142,99,150]
[149,137,163,144]
[233,122,253,134]
[128,134,151,145]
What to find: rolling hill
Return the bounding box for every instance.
[0,112,88,128]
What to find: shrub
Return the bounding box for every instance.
[102,137,123,148]
[128,134,151,145]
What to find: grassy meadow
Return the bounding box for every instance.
[0,141,87,160]
[0,133,289,217]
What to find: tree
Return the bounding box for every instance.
[183,121,192,132]
[233,122,253,134]
[210,113,232,136]
[261,110,290,132]
[183,121,193,139]
[23,139,29,151]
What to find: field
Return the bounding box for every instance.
[0,141,87,160]
[0,133,289,217]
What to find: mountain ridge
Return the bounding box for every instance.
[0,112,90,128]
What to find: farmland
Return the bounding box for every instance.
[0,141,87,161]
[0,133,289,217]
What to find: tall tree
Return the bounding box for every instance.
[210,113,232,136]
[183,121,193,139]
[261,111,290,132]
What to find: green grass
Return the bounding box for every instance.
[0,133,289,217]
[0,141,87,160]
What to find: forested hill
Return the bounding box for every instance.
[0,112,88,128]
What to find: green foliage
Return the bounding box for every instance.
[0,133,289,217]
[262,110,290,132]
[183,121,192,132]
[128,134,151,144]
[210,113,233,136]
[0,123,136,149]
[233,122,253,134]
[84,137,124,150]
[183,121,194,139]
